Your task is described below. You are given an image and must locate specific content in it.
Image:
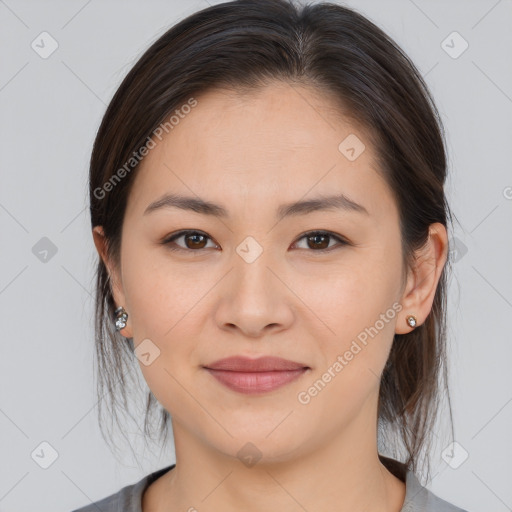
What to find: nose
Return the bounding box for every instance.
[214,251,295,339]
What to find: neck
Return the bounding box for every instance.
[145,407,406,512]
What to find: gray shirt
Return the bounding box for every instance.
[71,457,468,512]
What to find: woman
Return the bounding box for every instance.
[73,0,468,510]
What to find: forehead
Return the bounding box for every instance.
[125,82,396,221]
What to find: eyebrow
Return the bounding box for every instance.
[143,192,369,218]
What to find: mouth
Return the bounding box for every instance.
[203,356,310,394]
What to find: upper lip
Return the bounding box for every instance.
[204,356,309,372]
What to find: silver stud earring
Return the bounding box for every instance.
[406,315,417,328]
[114,306,128,331]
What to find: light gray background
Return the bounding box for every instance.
[1,1,511,511]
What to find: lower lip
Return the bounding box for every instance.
[204,368,308,394]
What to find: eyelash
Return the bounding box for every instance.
[161,229,349,254]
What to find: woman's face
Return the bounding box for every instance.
[101,82,411,463]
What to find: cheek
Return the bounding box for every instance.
[296,258,398,340]
[299,288,398,428]
[121,241,208,371]
[121,240,202,339]
[296,244,402,383]
[122,253,201,414]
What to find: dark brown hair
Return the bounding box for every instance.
[89,0,455,480]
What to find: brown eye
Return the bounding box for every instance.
[163,230,217,252]
[306,233,330,250]
[162,229,348,254]
[293,231,348,252]
[184,233,208,249]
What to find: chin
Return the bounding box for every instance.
[206,427,308,467]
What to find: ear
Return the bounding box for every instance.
[395,222,448,334]
[92,226,133,338]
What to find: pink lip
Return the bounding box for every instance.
[203,356,310,394]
